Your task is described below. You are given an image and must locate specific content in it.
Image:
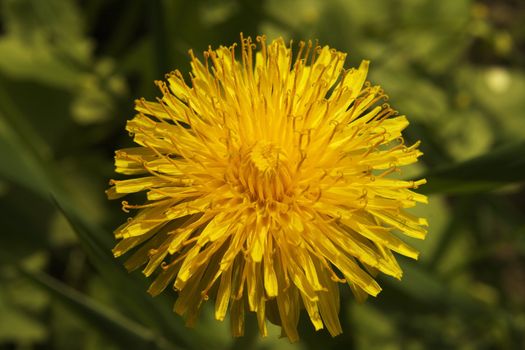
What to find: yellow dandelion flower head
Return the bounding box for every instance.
[107,34,428,341]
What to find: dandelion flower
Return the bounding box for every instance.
[107,35,428,341]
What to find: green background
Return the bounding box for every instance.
[1,0,525,349]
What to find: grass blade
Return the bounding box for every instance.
[420,140,525,194]
[17,266,176,350]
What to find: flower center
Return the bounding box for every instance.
[227,142,294,205]
[250,142,280,174]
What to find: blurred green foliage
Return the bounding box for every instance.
[0,0,524,349]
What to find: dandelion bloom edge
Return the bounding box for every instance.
[107,34,428,341]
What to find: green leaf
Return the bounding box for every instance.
[0,0,91,88]
[0,0,126,129]
[0,254,49,344]
[17,266,174,350]
[0,74,74,200]
[383,260,492,316]
[0,115,51,196]
[460,67,525,141]
[0,60,202,350]
[0,185,54,261]
[0,296,47,343]
[419,140,525,194]
[53,192,204,350]
[349,303,397,349]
